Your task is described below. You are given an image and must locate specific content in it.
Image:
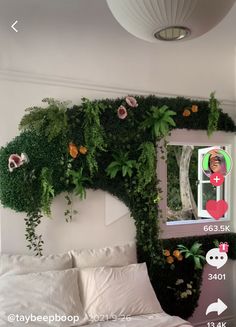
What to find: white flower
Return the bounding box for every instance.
[180,292,188,299]
[175,279,184,285]
[21,153,29,164]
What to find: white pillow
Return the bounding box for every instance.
[0,253,72,277]
[78,263,162,322]
[71,243,137,268]
[0,269,88,327]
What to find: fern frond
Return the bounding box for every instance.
[82,98,107,176]
[19,98,69,142]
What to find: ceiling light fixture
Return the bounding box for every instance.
[154,26,190,41]
[107,0,236,42]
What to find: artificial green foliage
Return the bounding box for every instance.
[177,242,206,270]
[0,94,235,318]
[154,244,202,318]
[82,98,107,176]
[163,233,236,260]
[19,98,69,142]
[142,105,176,139]
[136,142,156,192]
[208,92,220,136]
[106,151,136,178]
[64,193,78,222]
[69,168,90,199]
[40,167,54,216]
[24,212,44,256]
[153,233,236,318]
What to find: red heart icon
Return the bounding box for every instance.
[206,200,228,220]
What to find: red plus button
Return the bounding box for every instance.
[210,172,224,186]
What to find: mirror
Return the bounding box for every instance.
[166,145,229,222]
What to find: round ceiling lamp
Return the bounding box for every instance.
[106,0,236,42]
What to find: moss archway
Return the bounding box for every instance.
[0,94,235,318]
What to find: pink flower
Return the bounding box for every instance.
[126,96,138,108]
[117,105,128,119]
[8,153,28,172]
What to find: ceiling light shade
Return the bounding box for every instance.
[107,0,236,42]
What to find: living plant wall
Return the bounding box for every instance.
[0,94,235,318]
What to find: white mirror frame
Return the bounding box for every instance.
[157,129,235,239]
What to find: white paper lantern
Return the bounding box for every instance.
[107,0,236,42]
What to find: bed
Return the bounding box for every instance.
[0,244,193,327]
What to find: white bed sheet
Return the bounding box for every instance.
[82,313,192,327]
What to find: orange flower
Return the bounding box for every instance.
[191,105,198,113]
[69,143,79,159]
[173,250,183,261]
[173,250,181,258]
[177,254,183,261]
[183,109,191,117]
[163,249,170,257]
[166,256,174,264]
[79,146,88,155]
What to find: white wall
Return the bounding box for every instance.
[0,0,236,117]
[0,0,236,325]
[1,191,135,255]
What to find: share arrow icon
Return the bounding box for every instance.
[206,298,227,316]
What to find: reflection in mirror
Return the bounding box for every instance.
[167,145,227,222]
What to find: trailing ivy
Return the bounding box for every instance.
[64,193,78,222]
[40,167,54,216]
[208,92,220,136]
[0,94,235,318]
[24,212,44,256]
[136,142,156,193]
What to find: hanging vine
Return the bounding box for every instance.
[208,92,220,136]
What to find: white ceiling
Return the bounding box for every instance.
[0,0,235,111]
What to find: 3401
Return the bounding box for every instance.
[208,274,226,281]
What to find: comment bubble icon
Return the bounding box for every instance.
[206,248,228,269]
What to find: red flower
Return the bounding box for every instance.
[117,105,128,119]
[126,96,138,108]
[8,153,28,172]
